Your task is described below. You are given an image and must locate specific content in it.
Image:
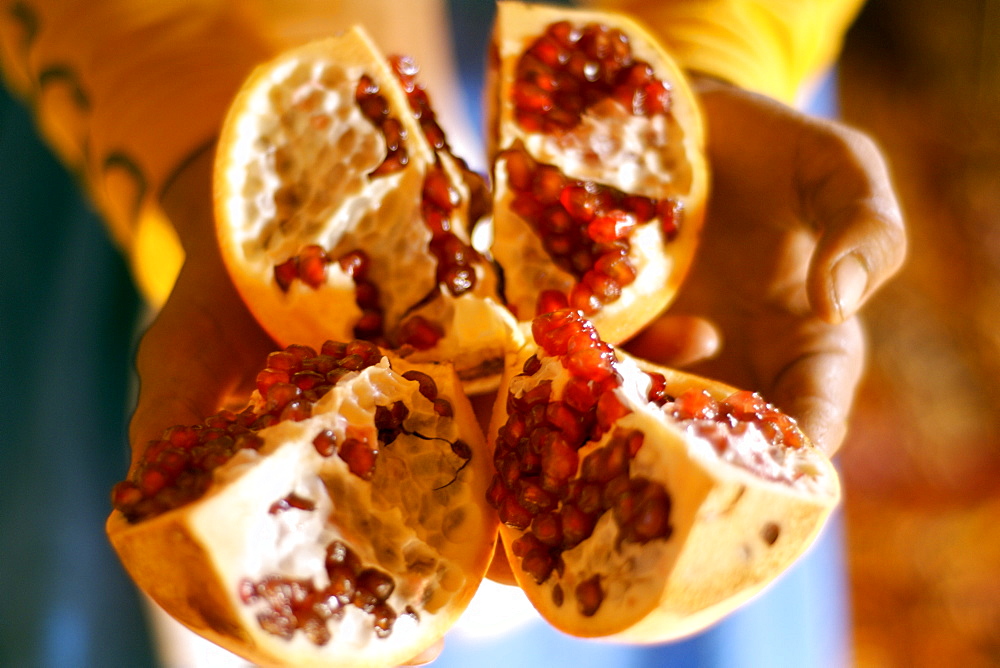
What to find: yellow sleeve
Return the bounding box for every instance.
[586,0,865,105]
[0,0,464,308]
[0,1,273,307]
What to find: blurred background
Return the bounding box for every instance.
[2,0,998,666]
[836,0,1000,665]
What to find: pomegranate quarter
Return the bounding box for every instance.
[214,27,518,394]
[107,341,497,667]
[488,310,840,640]
[487,1,707,344]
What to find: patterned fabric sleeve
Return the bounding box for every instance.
[0,1,272,306]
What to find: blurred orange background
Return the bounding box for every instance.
[837,0,1000,665]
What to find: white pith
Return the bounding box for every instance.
[220,54,439,332]
[196,359,486,659]
[522,101,693,201]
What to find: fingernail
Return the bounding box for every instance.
[832,254,868,320]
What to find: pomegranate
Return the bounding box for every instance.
[107,340,497,667]
[487,310,840,640]
[486,2,708,344]
[119,3,846,661]
[214,27,518,394]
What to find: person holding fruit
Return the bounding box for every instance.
[0,1,904,666]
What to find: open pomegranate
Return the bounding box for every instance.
[487,309,840,640]
[113,2,844,662]
[107,341,497,667]
[214,27,518,393]
[486,1,708,343]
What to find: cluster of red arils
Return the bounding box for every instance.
[239,539,416,644]
[513,20,673,134]
[656,385,807,451]
[420,166,482,297]
[503,147,682,317]
[111,340,386,522]
[356,73,408,176]
[389,54,447,152]
[487,311,673,614]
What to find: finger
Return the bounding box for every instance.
[129,260,274,468]
[797,122,907,323]
[624,315,722,368]
[767,316,865,455]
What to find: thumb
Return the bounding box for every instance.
[797,122,907,323]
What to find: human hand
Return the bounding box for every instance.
[128,146,277,468]
[626,77,906,455]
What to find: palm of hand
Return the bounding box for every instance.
[627,79,905,454]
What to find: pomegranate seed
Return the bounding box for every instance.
[520,547,555,584]
[575,574,604,617]
[297,245,329,288]
[671,389,718,420]
[433,398,453,418]
[499,495,533,530]
[626,482,672,543]
[274,257,297,292]
[313,429,337,457]
[337,249,370,280]
[518,479,556,514]
[536,289,570,316]
[338,437,378,480]
[402,370,438,400]
[531,512,564,547]
[724,390,769,420]
[486,475,509,509]
[540,434,578,491]
[394,316,443,350]
[645,371,668,406]
[268,493,316,514]
[560,504,595,549]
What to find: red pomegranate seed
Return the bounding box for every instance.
[337,249,370,280]
[297,245,329,288]
[313,429,338,457]
[671,389,718,420]
[486,475,509,509]
[338,437,378,480]
[575,574,604,617]
[626,482,672,543]
[724,390,768,420]
[518,479,556,514]
[535,289,569,316]
[499,495,534,530]
[520,547,555,584]
[401,370,438,400]
[268,493,316,514]
[531,512,564,547]
[395,316,443,350]
[274,257,297,292]
[433,398,453,418]
[540,434,578,491]
[560,504,595,549]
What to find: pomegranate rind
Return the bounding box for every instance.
[488,337,840,641]
[108,355,498,667]
[214,28,516,392]
[486,2,708,344]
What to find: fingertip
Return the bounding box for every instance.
[625,315,722,368]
